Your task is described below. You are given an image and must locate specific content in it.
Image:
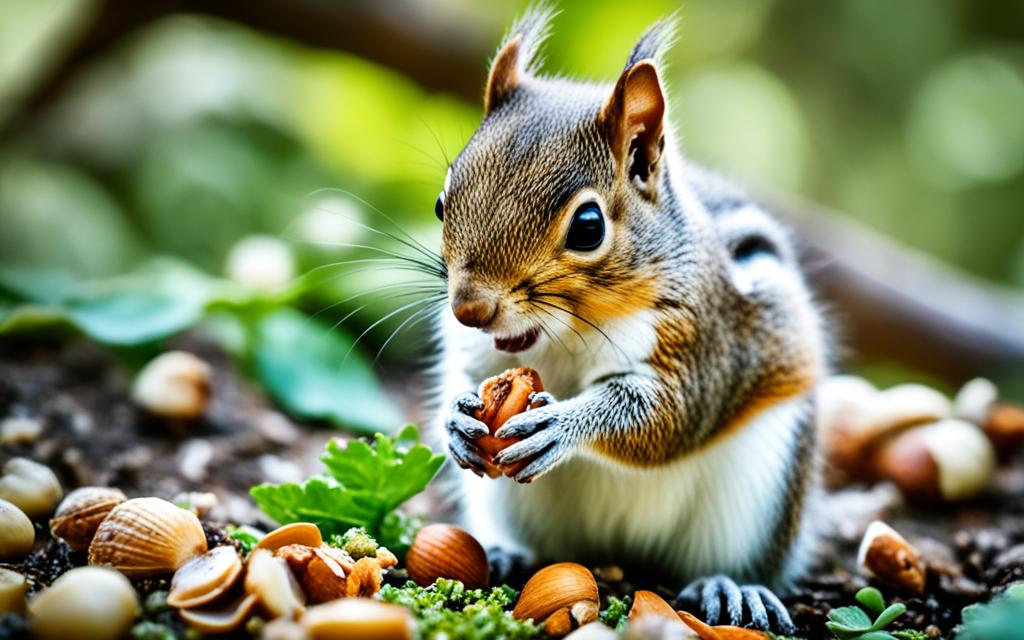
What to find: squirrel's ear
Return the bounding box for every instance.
[600,60,666,192]
[484,5,554,115]
[485,36,522,115]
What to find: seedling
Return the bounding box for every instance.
[826,587,913,640]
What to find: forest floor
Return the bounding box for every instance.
[1,336,1022,638]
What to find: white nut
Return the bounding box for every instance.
[0,568,27,614]
[28,566,139,640]
[0,416,43,444]
[953,377,998,425]
[132,351,212,419]
[225,234,295,292]
[0,458,63,519]
[0,499,36,561]
[923,419,996,500]
[565,622,620,640]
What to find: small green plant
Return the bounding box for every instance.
[599,595,632,631]
[250,424,443,554]
[379,578,538,640]
[225,524,261,555]
[956,583,1024,640]
[826,587,912,640]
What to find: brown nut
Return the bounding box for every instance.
[984,404,1024,460]
[131,351,212,419]
[406,523,489,589]
[857,520,926,595]
[50,487,127,551]
[474,368,544,478]
[88,497,207,577]
[513,562,599,626]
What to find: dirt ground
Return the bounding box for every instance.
[1,335,1022,638]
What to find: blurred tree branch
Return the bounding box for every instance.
[3,0,1022,385]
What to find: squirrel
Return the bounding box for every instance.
[430,7,827,632]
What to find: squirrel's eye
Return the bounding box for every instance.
[565,203,604,251]
[434,192,445,221]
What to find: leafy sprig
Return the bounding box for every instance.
[826,587,910,640]
[249,424,443,553]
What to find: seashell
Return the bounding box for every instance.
[245,548,306,620]
[168,545,243,608]
[0,568,27,614]
[406,523,489,589]
[513,562,599,623]
[257,522,323,551]
[302,597,413,640]
[28,567,139,640]
[50,487,127,551]
[88,497,207,577]
[0,499,34,561]
[179,592,258,634]
[628,590,681,622]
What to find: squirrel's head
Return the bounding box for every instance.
[438,8,679,353]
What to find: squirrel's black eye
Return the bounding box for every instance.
[434,192,445,221]
[565,203,605,252]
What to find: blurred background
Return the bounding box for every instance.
[1,0,1023,420]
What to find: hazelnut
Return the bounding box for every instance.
[0,568,27,614]
[872,419,995,502]
[131,351,212,419]
[513,562,599,635]
[88,497,208,577]
[857,520,926,595]
[0,499,35,561]
[50,486,127,551]
[0,457,62,519]
[474,367,545,477]
[406,523,489,589]
[28,567,139,640]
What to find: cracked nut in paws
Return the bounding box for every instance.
[474,367,545,478]
[406,523,489,589]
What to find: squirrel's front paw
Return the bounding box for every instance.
[493,399,573,484]
[444,391,490,477]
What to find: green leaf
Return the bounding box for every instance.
[870,603,907,631]
[827,606,874,631]
[249,477,378,537]
[856,587,886,615]
[252,307,402,434]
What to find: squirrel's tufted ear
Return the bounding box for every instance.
[484,5,555,115]
[600,60,666,193]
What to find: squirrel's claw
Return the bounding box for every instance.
[447,435,488,477]
[445,391,489,476]
[675,575,794,634]
[494,426,560,464]
[494,404,554,439]
[527,391,555,407]
[508,443,566,483]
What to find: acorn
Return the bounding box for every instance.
[513,562,600,635]
[406,523,489,589]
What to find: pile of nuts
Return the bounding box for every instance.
[818,376,1024,502]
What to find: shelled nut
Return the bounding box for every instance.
[474,368,545,477]
[28,567,139,640]
[0,499,35,561]
[0,568,27,614]
[132,351,212,419]
[0,457,63,519]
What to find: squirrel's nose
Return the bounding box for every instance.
[452,297,497,328]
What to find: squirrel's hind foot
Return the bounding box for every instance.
[675,575,795,634]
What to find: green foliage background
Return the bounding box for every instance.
[1,0,1022,407]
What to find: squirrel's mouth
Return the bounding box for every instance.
[494,327,540,353]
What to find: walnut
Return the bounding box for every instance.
[473,368,545,478]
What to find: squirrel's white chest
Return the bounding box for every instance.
[458,398,805,582]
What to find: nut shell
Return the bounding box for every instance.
[513,562,598,623]
[628,590,679,622]
[50,487,127,551]
[406,523,489,589]
[168,545,243,608]
[857,520,926,595]
[245,548,306,620]
[88,497,208,577]
[257,522,323,551]
[179,592,258,634]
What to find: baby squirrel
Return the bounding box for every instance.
[432,7,827,632]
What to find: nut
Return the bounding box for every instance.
[0,457,63,519]
[953,377,998,425]
[513,562,599,627]
[984,403,1024,460]
[28,566,139,640]
[275,544,350,603]
[179,592,259,634]
[168,545,244,608]
[872,419,995,502]
[245,548,306,620]
[0,568,27,614]
[406,523,489,589]
[677,610,768,639]
[857,520,926,595]
[0,416,42,444]
[0,499,35,561]
[50,486,127,551]
[474,367,545,477]
[257,522,324,551]
[131,351,212,419]
[628,590,681,623]
[88,497,208,577]
[565,623,619,640]
[302,597,413,640]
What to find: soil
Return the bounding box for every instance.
[1,335,1022,639]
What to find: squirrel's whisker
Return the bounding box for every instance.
[530,296,628,361]
[343,294,448,364]
[374,298,446,364]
